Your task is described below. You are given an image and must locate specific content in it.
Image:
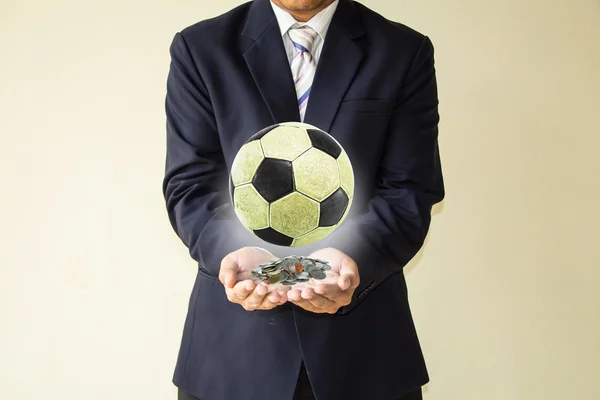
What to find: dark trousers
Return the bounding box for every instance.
[178,363,423,400]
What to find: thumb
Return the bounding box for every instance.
[338,257,359,291]
[219,254,239,288]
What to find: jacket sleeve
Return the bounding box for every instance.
[322,36,445,314]
[162,32,275,276]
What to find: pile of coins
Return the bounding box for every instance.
[250,256,331,286]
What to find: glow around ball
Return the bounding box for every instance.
[229,122,354,247]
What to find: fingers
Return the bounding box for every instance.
[290,284,338,302]
[246,288,284,311]
[301,288,337,310]
[244,283,269,308]
[277,291,288,305]
[290,288,339,314]
[291,298,338,314]
[226,281,287,311]
[219,253,239,289]
[230,283,347,313]
[230,280,256,301]
[313,281,344,300]
[287,288,303,302]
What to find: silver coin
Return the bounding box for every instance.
[281,259,297,271]
[311,270,326,280]
[307,266,322,274]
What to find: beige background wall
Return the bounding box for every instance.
[1,0,599,399]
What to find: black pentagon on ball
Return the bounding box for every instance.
[319,187,349,227]
[307,129,342,159]
[253,227,294,246]
[246,124,279,143]
[252,158,294,202]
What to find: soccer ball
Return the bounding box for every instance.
[229,122,354,247]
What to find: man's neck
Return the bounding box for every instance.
[272,0,336,22]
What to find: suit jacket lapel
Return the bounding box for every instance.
[304,0,366,132]
[242,0,300,123]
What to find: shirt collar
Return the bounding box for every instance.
[270,0,339,41]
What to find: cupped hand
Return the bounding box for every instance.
[219,247,290,311]
[287,248,360,314]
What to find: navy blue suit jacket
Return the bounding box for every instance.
[163,0,444,399]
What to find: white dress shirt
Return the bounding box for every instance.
[270,0,339,66]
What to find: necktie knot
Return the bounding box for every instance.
[288,25,318,55]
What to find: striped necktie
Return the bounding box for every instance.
[288,26,318,122]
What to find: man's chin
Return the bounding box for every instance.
[276,0,329,13]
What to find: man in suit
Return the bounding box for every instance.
[163,0,444,399]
